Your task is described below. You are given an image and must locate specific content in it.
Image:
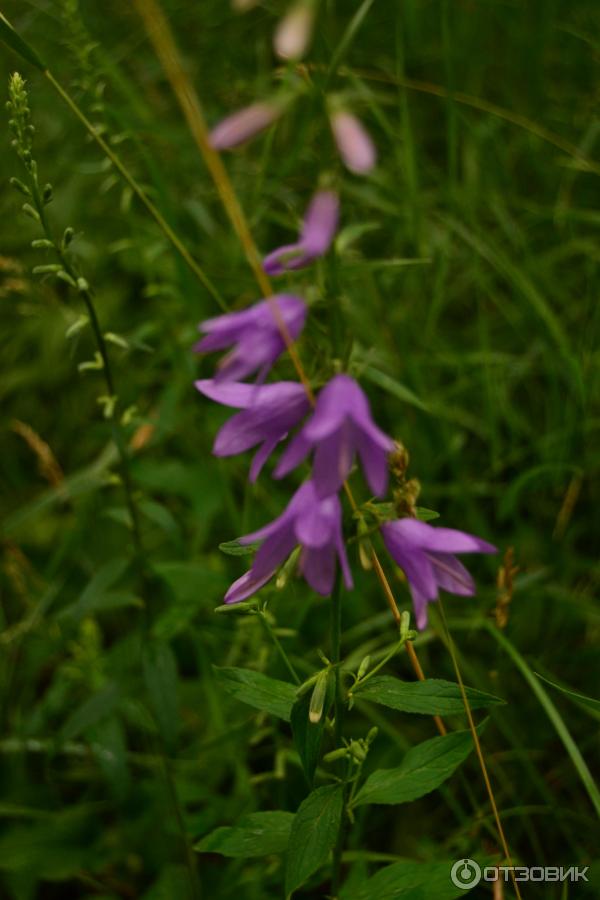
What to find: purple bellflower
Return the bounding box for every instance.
[263,190,339,276]
[381,518,497,630]
[274,374,394,498]
[195,379,310,481]
[330,110,377,175]
[195,294,307,383]
[210,101,281,150]
[224,480,353,602]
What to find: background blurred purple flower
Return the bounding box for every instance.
[330,110,377,174]
[275,374,393,497]
[263,190,339,275]
[195,379,310,481]
[274,2,315,60]
[195,294,307,382]
[381,518,497,630]
[209,101,281,149]
[224,481,353,602]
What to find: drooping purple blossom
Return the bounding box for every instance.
[209,101,281,150]
[263,190,339,276]
[330,110,377,175]
[224,480,353,602]
[195,294,307,382]
[274,374,394,498]
[195,379,310,481]
[381,518,497,630]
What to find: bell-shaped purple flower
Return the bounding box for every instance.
[224,480,353,602]
[263,190,339,276]
[209,101,281,150]
[274,374,394,498]
[381,518,497,630]
[330,110,377,175]
[195,294,307,383]
[195,379,310,481]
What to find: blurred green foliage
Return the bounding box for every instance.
[0,0,598,897]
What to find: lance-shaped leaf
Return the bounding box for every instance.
[195,811,294,858]
[340,858,483,899]
[353,675,504,716]
[352,722,487,808]
[0,13,46,70]
[214,666,297,721]
[285,784,344,896]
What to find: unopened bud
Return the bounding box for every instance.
[274,3,314,61]
[356,655,370,681]
[42,183,53,204]
[309,668,330,724]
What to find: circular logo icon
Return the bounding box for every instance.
[451,858,482,890]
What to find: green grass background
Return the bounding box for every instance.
[0,1,599,897]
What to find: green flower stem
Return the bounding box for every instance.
[43,70,226,312]
[23,170,143,559]
[258,612,301,685]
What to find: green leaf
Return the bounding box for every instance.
[340,859,481,899]
[214,666,297,721]
[534,672,600,716]
[353,676,504,716]
[143,640,179,750]
[415,507,440,522]
[291,672,334,785]
[219,538,259,557]
[285,784,344,897]
[59,683,120,743]
[58,557,131,621]
[0,13,46,71]
[195,811,294,857]
[352,723,486,808]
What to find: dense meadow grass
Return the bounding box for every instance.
[0,1,599,898]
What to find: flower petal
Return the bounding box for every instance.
[427,552,476,596]
[274,429,312,479]
[249,435,281,482]
[356,430,390,497]
[224,568,274,604]
[389,519,496,555]
[381,523,438,601]
[194,379,258,409]
[300,545,337,595]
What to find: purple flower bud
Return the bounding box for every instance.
[195,294,307,383]
[381,518,497,630]
[224,480,353,603]
[263,190,339,275]
[330,110,377,175]
[274,3,314,61]
[275,374,394,497]
[209,101,281,150]
[195,379,310,481]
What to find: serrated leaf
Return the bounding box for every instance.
[352,723,486,808]
[214,666,296,721]
[285,784,344,897]
[195,811,294,857]
[353,676,504,716]
[340,859,481,899]
[291,672,334,786]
